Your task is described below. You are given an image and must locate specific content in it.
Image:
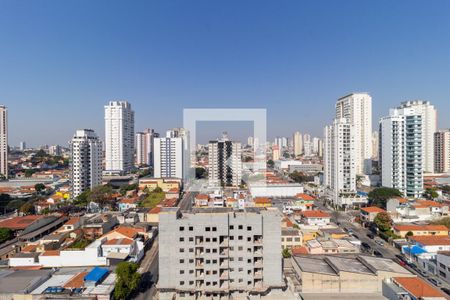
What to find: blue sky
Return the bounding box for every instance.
[1,0,449,146]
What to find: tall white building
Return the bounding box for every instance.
[69,129,103,198]
[19,141,26,151]
[293,131,303,157]
[154,133,184,179]
[208,134,242,187]
[49,145,62,156]
[335,93,372,174]
[303,134,312,157]
[372,131,379,161]
[324,118,362,207]
[434,130,450,173]
[397,100,437,173]
[135,129,158,167]
[380,108,423,198]
[0,106,7,179]
[104,101,135,175]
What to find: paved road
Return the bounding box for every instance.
[316,198,450,295]
[178,191,197,211]
[134,238,159,300]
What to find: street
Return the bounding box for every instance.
[134,237,159,300]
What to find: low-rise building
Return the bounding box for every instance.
[281,228,303,249]
[382,276,447,300]
[291,255,413,294]
[393,224,448,238]
[300,210,331,226]
[360,206,386,222]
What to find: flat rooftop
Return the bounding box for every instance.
[293,256,336,276]
[0,269,52,294]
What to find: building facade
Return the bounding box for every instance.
[380,108,423,198]
[158,207,283,300]
[324,118,361,207]
[153,134,184,179]
[69,129,103,198]
[435,129,450,173]
[104,101,135,175]
[335,93,372,174]
[208,135,242,187]
[397,100,437,173]
[135,128,158,167]
[293,131,303,157]
[0,105,7,178]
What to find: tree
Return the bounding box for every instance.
[405,231,414,238]
[368,187,402,208]
[0,228,13,244]
[195,167,207,179]
[24,169,35,178]
[20,202,35,215]
[267,160,274,168]
[120,183,138,196]
[282,248,291,258]
[423,188,439,200]
[114,262,141,300]
[87,185,113,207]
[374,212,392,232]
[34,183,46,193]
[289,171,313,183]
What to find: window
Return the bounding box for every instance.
[189,281,194,285]
[238,257,243,262]
[238,246,243,251]
[230,236,234,240]
[238,236,243,240]
[238,225,243,230]
[179,259,185,263]
[247,237,251,242]
[180,270,185,274]
[212,238,217,242]
[180,248,185,253]
[206,227,211,232]
[179,237,184,242]
[212,227,217,232]
[247,259,251,263]
[247,226,252,231]
[179,226,185,231]
[189,248,194,253]
[189,226,193,231]
[189,237,194,242]
[189,259,194,263]
[180,281,185,285]
[230,225,234,230]
[189,270,194,274]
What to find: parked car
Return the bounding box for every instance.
[441,287,450,295]
[367,233,375,239]
[428,278,441,286]
[362,242,371,249]
[375,239,384,246]
[373,250,383,257]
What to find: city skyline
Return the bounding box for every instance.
[2,1,450,146]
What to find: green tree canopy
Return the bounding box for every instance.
[0,228,13,244]
[282,248,291,258]
[34,183,46,193]
[368,187,402,208]
[19,202,35,215]
[195,167,207,179]
[87,185,113,207]
[120,183,138,196]
[267,160,274,168]
[114,262,141,300]
[374,212,392,232]
[423,188,439,200]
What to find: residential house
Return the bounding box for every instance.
[393,224,448,238]
[300,210,331,226]
[360,206,386,222]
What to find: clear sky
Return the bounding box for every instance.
[1,0,450,147]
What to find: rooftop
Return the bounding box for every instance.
[301,210,330,218]
[394,224,448,232]
[410,235,450,246]
[0,215,43,230]
[103,238,134,246]
[393,277,447,298]
[361,206,385,213]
